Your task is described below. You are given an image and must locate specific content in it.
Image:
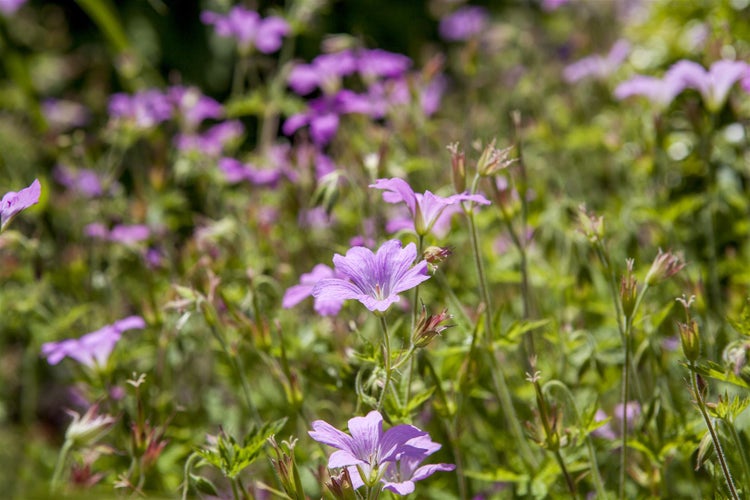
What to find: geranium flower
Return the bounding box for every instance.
[439,6,489,42]
[0,0,25,15]
[563,39,630,83]
[370,177,490,236]
[1,178,41,231]
[673,59,749,112]
[201,6,289,54]
[287,50,359,95]
[282,264,344,316]
[309,411,453,496]
[168,86,223,129]
[312,239,429,312]
[41,316,146,368]
[108,90,172,129]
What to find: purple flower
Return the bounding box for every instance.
[283,264,344,316]
[41,316,146,368]
[108,90,172,129]
[218,157,284,187]
[313,240,429,312]
[287,50,361,95]
[168,86,223,129]
[563,39,630,83]
[201,7,289,54]
[673,59,749,112]
[54,165,106,197]
[175,120,244,157]
[42,99,90,131]
[420,74,448,117]
[309,411,453,495]
[370,177,490,236]
[0,0,26,15]
[542,0,570,11]
[284,91,362,145]
[614,62,691,110]
[1,179,41,231]
[439,6,489,42]
[357,49,412,81]
[380,434,455,495]
[85,223,151,245]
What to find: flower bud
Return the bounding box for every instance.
[423,246,452,272]
[476,139,516,177]
[620,259,637,318]
[645,249,685,286]
[577,204,604,243]
[446,142,466,193]
[413,306,452,348]
[678,320,700,362]
[65,405,117,448]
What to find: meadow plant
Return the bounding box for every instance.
[5,1,750,499]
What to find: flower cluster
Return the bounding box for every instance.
[309,410,454,495]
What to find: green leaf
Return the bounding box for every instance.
[464,468,529,483]
[727,297,750,337]
[189,474,219,496]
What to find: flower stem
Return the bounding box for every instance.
[377,314,393,411]
[689,363,740,500]
[50,439,73,493]
[465,198,537,469]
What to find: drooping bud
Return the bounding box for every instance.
[645,249,685,286]
[326,468,357,500]
[446,142,466,193]
[413,305,453,348]
[65,405,117,448]
[423,246,452,272]
[620,258,638,318]
[577,204,604,243]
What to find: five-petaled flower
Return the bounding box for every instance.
[309,410,454,495]
[1,178,41,231]
[41,316,146,369]
[370,177,490,236]
[312,240,429,313]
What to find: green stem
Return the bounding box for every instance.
[181,453,201,500]
[689,363,739,500]
[50,439,73,493]
[723,418,750,489]
[377,315,393,411]
[553,450,577,499]
[465,199,537,469]
[406,235,425,405]
[230,477,242,500]
[544,380,607,499]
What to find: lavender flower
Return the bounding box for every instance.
[175,120,244,157]
[439,6,489,42]
[108,90,172,129]
[85,223,151,245]
[357,49,412,81]
[563,40,630,83]
[370,177,490,236]
[54,165,106,197]
[312,239,429,312]
[309,411,453,495]
[0,0,26,15]
[283,264,345,316]
[168,86,223,129]
[42,99,90,131]
[41,316,146,368]
[218,157,284,187]
[201,6,289,54]
[673,59,749,112]
[542,0,570,11]
[284,91,362,145]
[287,50,358,95]
[1,178,41,231]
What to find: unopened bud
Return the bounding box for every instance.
[645,249,685,286]
[620,259,637,318]
[326,469,357,500]
[413,306,452,348]
[446,142,466,193]
[577,204,604,243]
[678,320,700,362]
[476,139,516,176]
[423,246,452,271]
[65,405,117,448]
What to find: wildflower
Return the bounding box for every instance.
[357,49,412,81]
[86,224,151,246]
[1,178,41,231]
[370,177,490,236]
[312,239,430,313]
[673,59,749,112]
[168,86,223,129]
[108,90,172,129]
[218,158,284,187]
[175,120,244,157]
[563,39,630,83]
[42,98,90,131]
[41,316,146,368]
[476,140,516,176]
[620,258,637,318]
[201,6,289,54]
[0,0,25,15]
[644,249,684,286]
[287,50,358,95]
[576,204,604,243]
[439,6,489,42]
[283,264,345,316]
[309,410,453,495]
[54,165,106,197]
[64,405,117,447]
[614,62,692,110]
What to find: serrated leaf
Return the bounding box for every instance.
[691,361,750,389]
